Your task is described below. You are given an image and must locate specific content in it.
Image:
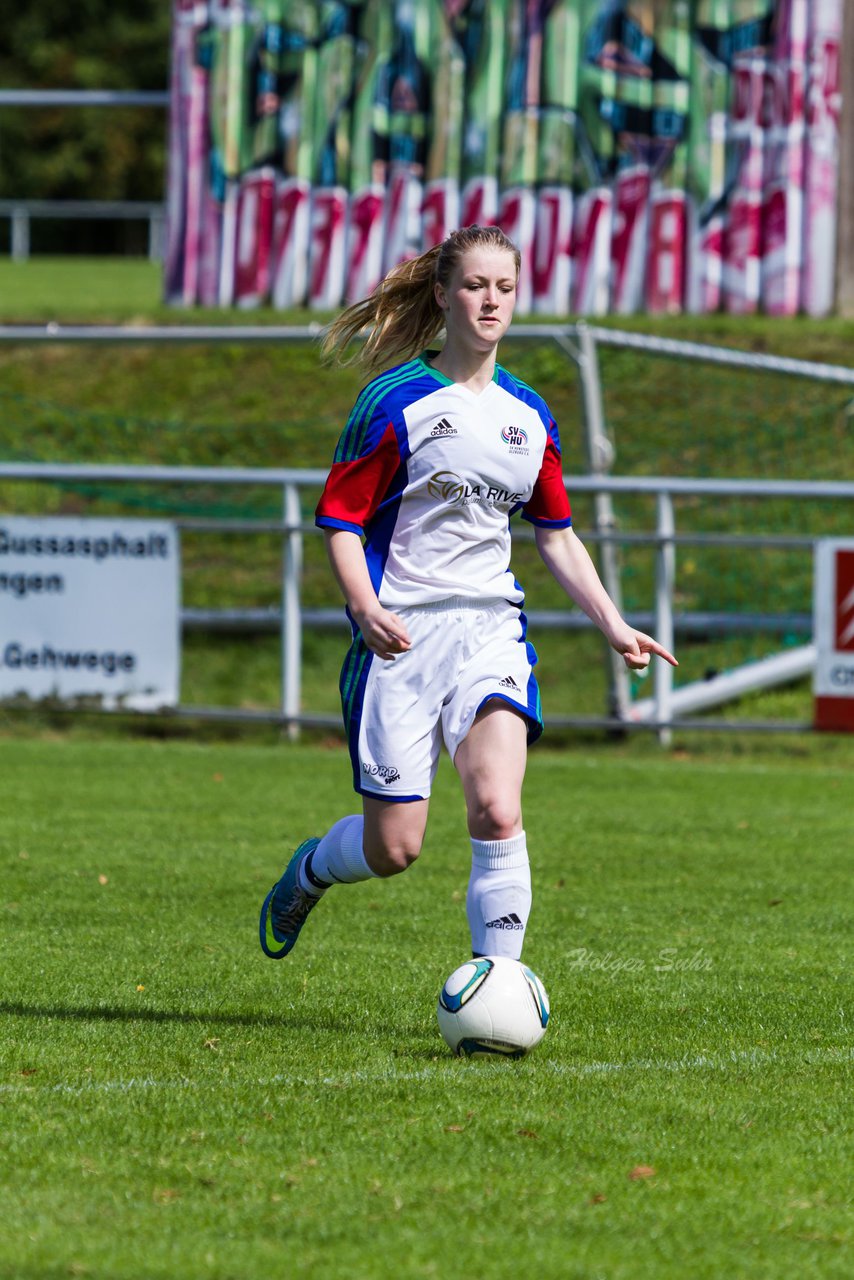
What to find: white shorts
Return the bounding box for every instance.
[339,597,543,801]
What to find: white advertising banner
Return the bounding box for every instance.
[0,516,180,709]
[813,538,854,731]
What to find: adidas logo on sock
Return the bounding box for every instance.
[498,675,520,690]
[485,912,524,931]
[430,417,457,437]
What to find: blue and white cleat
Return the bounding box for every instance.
[259,837,322,959]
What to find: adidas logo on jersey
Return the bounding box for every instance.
[485,912,524,931]
[429,417,457,438]
[498,675,520,690]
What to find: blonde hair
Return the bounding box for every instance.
[321,224,521,372]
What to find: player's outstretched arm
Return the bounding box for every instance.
[534,525,677,671]
[324,529,412,660]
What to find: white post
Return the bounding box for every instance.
[282,484,303,739]
[11,207,30,260]
[148,209,166,262]
[574,322,632,723]
[654,491,676,745]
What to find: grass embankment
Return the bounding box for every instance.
[1,257,853,735]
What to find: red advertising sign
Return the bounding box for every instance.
[814,541,854,730]
[833,549,854,651]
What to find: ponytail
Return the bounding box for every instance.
[321,225,521,373]
[321,245,444,372]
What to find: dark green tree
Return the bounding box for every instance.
[0,1,172,250]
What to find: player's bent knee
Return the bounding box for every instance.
[468,796,522,842]
[362,796,429,876]
[365,840,421,877]
[362,823,423,876]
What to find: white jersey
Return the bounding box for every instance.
[315,355,572,607]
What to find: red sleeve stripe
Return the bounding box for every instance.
[315,421,403,533]
[523,436,572,525]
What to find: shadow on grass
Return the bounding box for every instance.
[0,999,428,1041]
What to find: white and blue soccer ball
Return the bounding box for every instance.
[437,955,550,1059]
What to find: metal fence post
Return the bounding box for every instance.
[575,322,632,722]
[148,209,166,262]
[282,484,303,739]
[11,207,30,260]
[654,491,676,745]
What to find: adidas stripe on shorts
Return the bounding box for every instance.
[339,597,543,802]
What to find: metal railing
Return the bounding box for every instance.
[2,460,852,734]
[0,201,167,262]
[0,89,168,260]
[2,322,853,734]
[0,320,627,708]
[0,90,168,107]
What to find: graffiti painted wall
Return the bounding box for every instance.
[164,0,843,316]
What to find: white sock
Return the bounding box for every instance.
[298,815,376,897]
[466,831,531,960]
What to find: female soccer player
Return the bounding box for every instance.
[260,224,676,963]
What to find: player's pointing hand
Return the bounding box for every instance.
[615,629,678,671]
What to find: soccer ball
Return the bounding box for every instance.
[437,955,549,1059]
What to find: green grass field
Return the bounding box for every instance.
[1,736,851,1279]
[1,259,852,1276]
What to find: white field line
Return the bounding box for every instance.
[2,1044,851,1099]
